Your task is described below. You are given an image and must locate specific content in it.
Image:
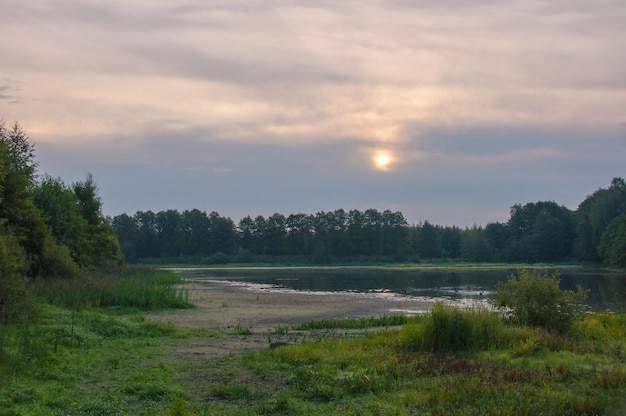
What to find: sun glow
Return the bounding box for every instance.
[373,151,393,171]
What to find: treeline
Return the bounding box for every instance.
[1,121,123,320]
[112,177,626,267]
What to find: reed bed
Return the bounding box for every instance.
[31,267,191,311]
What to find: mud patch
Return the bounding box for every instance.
[151,280,434,361]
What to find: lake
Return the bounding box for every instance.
[173,266,626,312]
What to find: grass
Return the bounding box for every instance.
[293,314,416,330]
[4,306,624,415]
[161,261,590,270]
[222,310,626,415]
[2,269,625,415]
[30,266,192,312]
[0,305,218,416]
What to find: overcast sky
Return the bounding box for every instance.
[1,0,625,227]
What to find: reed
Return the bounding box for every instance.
[31,267,191,311]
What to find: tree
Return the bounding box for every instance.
[484,222,509,260]
[180,209,211,257]
[505,201,574,261]
[72,174,123,267]
[1,122,122,275]
[238,215,259,255]
[34,175,89,266]
[379,210,410,256]
[112,213,139,261]
[440,226,462,259]
[0,121,37,218]
[461,226,492,262]
[574,178,626,262]
[263,213,288,255]
[0,121,65,276]
[314,210,347,257]
[598,213,626,268]
[135,210,160,258]
[208,211,237,255]
[414,221,441,259]
[156,209,182,257]
[285,213,314,255]
[526,210,572,261]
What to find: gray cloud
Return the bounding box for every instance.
[34,121,625,227]
[3,0,626,226]
[0,81,20,102]
[0,86,11,100]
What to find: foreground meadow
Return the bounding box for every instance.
[1,269,625,415]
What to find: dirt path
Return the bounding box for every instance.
[148,279,435,359]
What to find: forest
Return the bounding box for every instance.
[111,178,626,267]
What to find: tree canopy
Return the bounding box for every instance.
[112,178,626,267]
[1,121,123,286]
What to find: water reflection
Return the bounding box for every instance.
[174,267,626,312]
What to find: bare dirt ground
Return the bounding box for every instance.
[148,280,435,360]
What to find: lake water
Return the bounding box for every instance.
[173,266,626,312]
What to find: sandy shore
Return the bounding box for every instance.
[148,279,436,358]
[149,279,435,332]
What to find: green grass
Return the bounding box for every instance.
[2,277,625,415]
[5,307,624,415]
[229,311,626,415]
[161,261,590,270]
[30,267,192,312]
[0,305,218,416]
[293,314,416,330]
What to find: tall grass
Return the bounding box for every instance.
[400,302,509,352]
[293,314,416,330]
[31,267,191,311]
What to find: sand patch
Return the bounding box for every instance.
[149,279,434,360]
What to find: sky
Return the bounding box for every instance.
[1,0,625,227]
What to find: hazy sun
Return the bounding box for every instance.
[373,152,392,170]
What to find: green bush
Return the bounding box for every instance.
[492,269,588,332]
[40,240,80,278]
[400,302,507,352]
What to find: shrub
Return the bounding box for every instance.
[40,240,80,278]
[400,302,507,352]
[492,269,588,332]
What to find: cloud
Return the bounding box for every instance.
[0,86,11,100]
[3,0,625,227]
[0,81,20,103]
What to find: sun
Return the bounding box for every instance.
[373,151,392,171]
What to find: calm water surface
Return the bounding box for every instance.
[174,267,626,312]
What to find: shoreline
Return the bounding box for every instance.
[149,279,437,332]
[148,279,439,359]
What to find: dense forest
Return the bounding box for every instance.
[111,178,626,268]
